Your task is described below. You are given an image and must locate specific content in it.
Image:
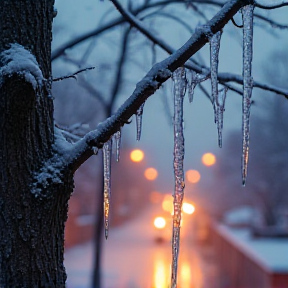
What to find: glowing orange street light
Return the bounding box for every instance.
[186,169,201,184]
[202,152,216,166]
[130,149,144,162]
[182,203,195,214]
[154,217,166,229]
[144,167,158,181]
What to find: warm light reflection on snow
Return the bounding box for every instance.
[179,262,191,288]
[153,256,169,288]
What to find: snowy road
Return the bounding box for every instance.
[65,206,218,288]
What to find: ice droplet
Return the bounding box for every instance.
[113,130,121,162]
[215,87,228,148]
[171,67,186,288]
[103,139,112,239]
[136,102,145,141]
[241,4,254,186]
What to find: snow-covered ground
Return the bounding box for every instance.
[65,206,218,288]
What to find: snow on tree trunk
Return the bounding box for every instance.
[171,67,186,288]
[0,1,73,287]
[241,4,254,186]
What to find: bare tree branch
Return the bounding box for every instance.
[110,0,288,98]
[218,72,288,99]
[52,0,287,61]
[109,27,131,114]
[62,0,247,172]
[255,1,288,9]
[53,67,95,82]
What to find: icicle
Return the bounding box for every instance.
[215,87,228,148]
[171,67,186,288]
[209,30,222,122]
[187,70,197,103]
[103,139,112,239]
[241,4,254,186]
[113,129,121,162]
[136,102,145,141]
[187,70,209,103]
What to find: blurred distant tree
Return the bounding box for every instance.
[0,0,288,287]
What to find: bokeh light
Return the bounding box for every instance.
[202,152,216,166]
[162,194,173,214]
[154,217,166,229]
[149,191,163,204]
[144,167,158,181]
[130,149,144,162]
[186,170,201,184]
[182,203,195,214]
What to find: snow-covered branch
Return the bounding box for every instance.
[47,0,288,180]
[51,0,246,172]
[0,44,43,90]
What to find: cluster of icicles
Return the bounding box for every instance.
[100,5,254,287]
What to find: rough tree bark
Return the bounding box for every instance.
[0,1,73,287]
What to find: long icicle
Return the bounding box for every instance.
[171,67,186,288]
[103,139,112,239]
[242,4,254,186]
[210,31,222,122]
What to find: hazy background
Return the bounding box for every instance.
[52,0,288,194]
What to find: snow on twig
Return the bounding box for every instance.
[0,43,43,89]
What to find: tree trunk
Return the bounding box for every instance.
[0,1,74,286]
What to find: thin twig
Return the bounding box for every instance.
[53,67,95,82]
[231,17,243,28]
